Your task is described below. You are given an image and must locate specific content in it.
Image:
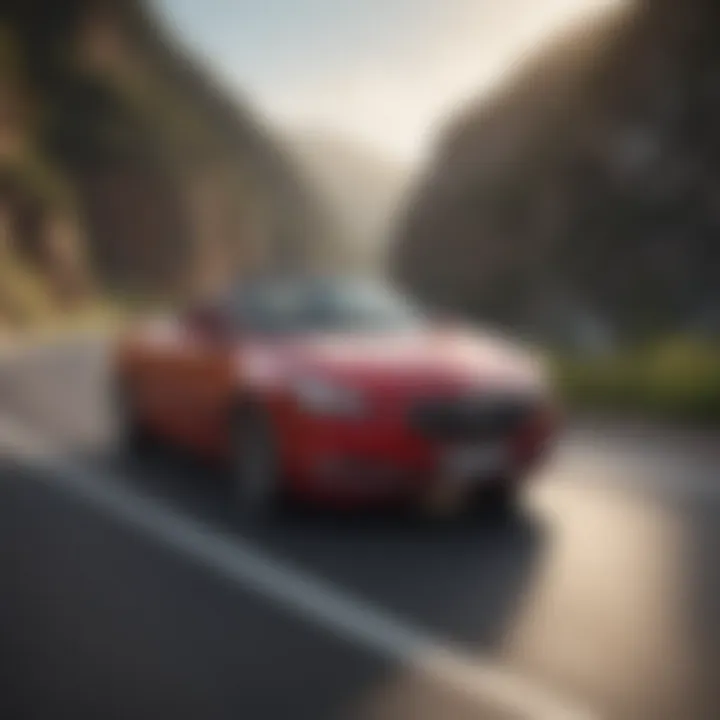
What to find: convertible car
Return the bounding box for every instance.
[114,276,558,517]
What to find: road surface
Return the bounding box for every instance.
[0,338,718,720]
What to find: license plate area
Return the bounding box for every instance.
[442,441,507,483]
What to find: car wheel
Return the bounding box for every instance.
[471,479,521,520]
[115,378,156,456]
[231,404,280,520]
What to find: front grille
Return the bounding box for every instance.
[409,394,534,441]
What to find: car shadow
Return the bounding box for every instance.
[96,440,549,653]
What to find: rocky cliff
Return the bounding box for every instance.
[0,0,334,326]
[393,0,720,345]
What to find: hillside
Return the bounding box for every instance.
[0,0,334,326]
[393,0,720,346]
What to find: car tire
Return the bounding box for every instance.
[230,403,280,520]
[471,479,521,520]
[115,378,156,456]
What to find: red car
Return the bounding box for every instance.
[114,276,557,517]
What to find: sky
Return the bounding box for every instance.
[156,0,622,164]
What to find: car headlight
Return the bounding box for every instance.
[292,376,366,418]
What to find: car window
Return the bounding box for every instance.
[228,278,424,334]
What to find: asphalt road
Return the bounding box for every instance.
[0,338,719,720]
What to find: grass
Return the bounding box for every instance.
[554,338,720,424]
[0,301,129,362]
[0,252,58,328]
[0,252,128,344]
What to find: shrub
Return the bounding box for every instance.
[554,338,720,423]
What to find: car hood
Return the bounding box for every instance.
[242,329,544,396]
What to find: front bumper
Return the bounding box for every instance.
[279,401,558,505]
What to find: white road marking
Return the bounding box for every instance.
[0,413,597,720]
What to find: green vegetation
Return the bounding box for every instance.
[554,338,720,424]
[0,252,57,327]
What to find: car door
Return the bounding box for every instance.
[122,314,190,438]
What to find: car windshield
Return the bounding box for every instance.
[228,278,425,335]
